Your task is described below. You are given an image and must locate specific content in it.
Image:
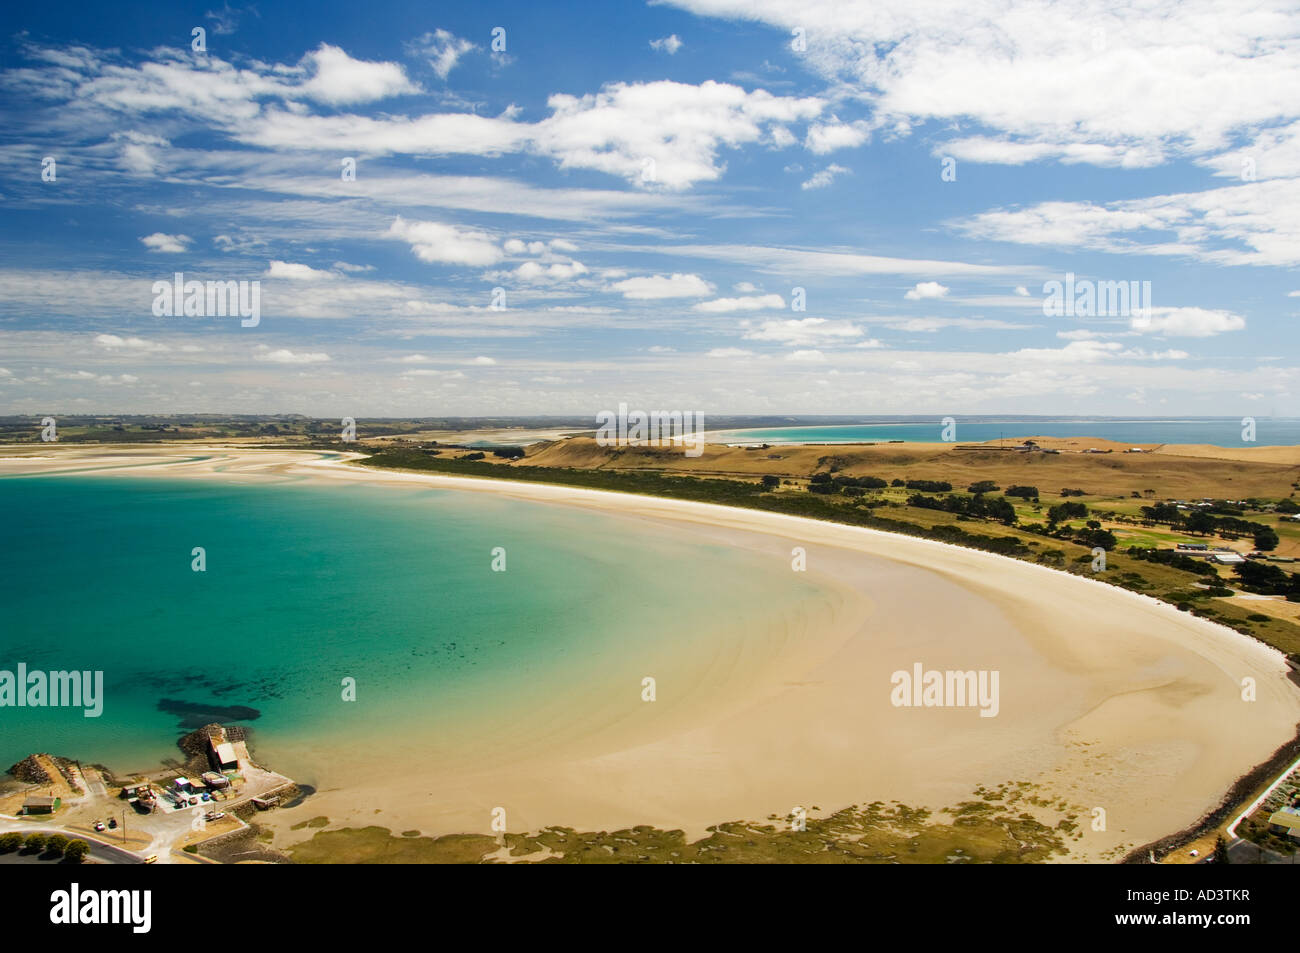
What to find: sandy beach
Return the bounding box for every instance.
[5,445,1300,862]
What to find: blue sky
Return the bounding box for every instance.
[1,0,1297,416]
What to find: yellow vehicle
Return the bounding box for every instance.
[143,854,158,864]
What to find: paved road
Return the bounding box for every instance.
[0,829,140,865]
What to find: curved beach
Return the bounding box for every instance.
[5,446,1300,862]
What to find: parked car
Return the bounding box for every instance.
[93,820,105,832]
[201,793,210,802]
[107,818,117,829]
[143,854,158,864]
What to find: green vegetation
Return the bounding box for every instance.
[23,833,47,853]
[290,782,1079,864]
[43,833,68,856]
[0,832,21,853]
[64,840,89,863]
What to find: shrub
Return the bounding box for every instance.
[0,832,21,853]
[44,833,68,856]
[24,833,47,852]
[64,840,89,863]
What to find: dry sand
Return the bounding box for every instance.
[5,445,1300,862]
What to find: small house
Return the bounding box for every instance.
[22,796,60,815]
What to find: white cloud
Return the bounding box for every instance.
[693,294,785,312]
[611,273,714,299]
[412,29,476,80]
[801,164,849,190]
[256,348,331,364]
[235,79,824,190]
[955,178,1300,267]
[141,233,190,253]
[650,35,684,55]
[706,347,752,358]
[905,281,950,300]
[386,216,503,266]
[1130,306,1246,337]
[266,260,335,281]
[804,120,870,154]
[299,44,418,105]
[881,317,1033,332]
[94,334,169,352]
[663,0,1300,171]
[743,317,863,345]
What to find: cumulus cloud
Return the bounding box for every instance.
[140,233,190,253]
[743,317,863,345]
[386,216,503,266]
[611,273,714,299]
[1130,306,1246,337]
[266,260,336,280]
[94,334,169,352]
[905,281,950,300]
[298,44,418,105]
[804,120,870,154]
[256,348,331,363]
[693,294,785,312]
[650,35,684,54]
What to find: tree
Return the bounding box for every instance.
[24,833,47,853]
[64,840,90,864]
[1214,835,1230,865]
[0,832,21,853]
[968,480,999,494]
[1254,526,1280,552]
[761,475,780,490]
[44,833,68,856]
[1185,510,1215,536]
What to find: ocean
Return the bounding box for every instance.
[0,473,820,778]
[713,417,1300,447]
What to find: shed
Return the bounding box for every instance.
[22,796,60,814]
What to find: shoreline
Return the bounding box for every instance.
[4,444,1300,862]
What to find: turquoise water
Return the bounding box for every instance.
[0,474,816,775]
[716,417,1300,447]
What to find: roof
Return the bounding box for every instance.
[24,796,58,807]
[1268,810,1300,831]
[214,742,238,764]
